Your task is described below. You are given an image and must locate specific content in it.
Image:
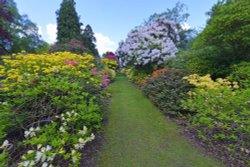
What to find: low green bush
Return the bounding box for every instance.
[143,69,192,116]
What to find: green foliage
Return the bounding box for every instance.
[0,104,13,142]
[0,0,48,55]
[143,69,192,115]
[228,61,250,89]
[190,0,250,77]
[0,152,9,167]
[3,73,103,131]
[182,74,250,163]
[56,0,82,43]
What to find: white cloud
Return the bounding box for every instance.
[38,25,43,36]
[181,22,191,31]
[94,33,117,55]
[46,24,57,43]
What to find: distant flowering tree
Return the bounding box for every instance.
[104,52,117,60]
[116,16,180,68]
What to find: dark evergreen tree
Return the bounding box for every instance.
[56,0,82,43]
[82,25,99,57]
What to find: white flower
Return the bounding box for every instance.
[2,102,8,105]
[78,138,85,143]
[35,127,41,131]
[42,162,48,167]
[29,160,35,166]
[22,161,30,167]
[29,127,35,131]
[45,145,52,151]
[72,156,78,163]
[66,112,71,117]
[47,154,55,161]
[71,149,76,155]
[74,144,84,150]
[37,144,42,150]
[24,127,36,138]
[27,150,34,154]
[24,131,30,138]
[78,126,87,135]
[35,151,43,162]
[41,147,46,152]
[1,140,10,148]
[59,126,66,133]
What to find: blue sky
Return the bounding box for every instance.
[15,0,218,54]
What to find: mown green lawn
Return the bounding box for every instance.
[97,75,226,167]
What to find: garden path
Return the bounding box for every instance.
[97,75,225,167]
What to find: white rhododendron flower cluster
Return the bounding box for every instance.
[116,16,180,67]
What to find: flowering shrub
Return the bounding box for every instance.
[116,16,179,68]
[98,67,116,88]
[143,68,167,85]
[0,52,107,166]
[101,58,119,71]
[103,52,117,60]
[121,68,149,86]
[49,39,85,54]
[143,69,192,115]
[182,74,250,163]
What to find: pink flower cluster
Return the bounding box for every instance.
[101,74,110,88]
[105,52,117,60]
[64,60,79,66]
[91,67,97,75]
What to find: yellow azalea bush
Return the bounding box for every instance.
[182,74,250,162]
[183,74,239,89]
[0,52,98,91]
[0,52,108,166]
[101,58,119,71]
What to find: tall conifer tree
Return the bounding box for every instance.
[56,0,82,43]
[82,24,99,57]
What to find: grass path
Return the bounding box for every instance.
[97,75,225,167]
